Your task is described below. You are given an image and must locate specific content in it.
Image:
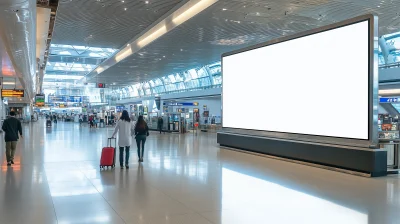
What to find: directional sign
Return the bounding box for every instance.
[1,89,24,97]
[380,97,400,103]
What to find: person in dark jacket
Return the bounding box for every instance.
[2,111,22,166]
[157,117,164,134]
[134,115,149,162]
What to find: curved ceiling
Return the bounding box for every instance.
[0,0,36,99]
[45,0,400,88]
[90,0,400,86]
[51,0,186,48]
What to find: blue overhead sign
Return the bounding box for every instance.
[163,102,199,106]
[68,96,82,103]
[116,106,125,112]
[380,97,400,103]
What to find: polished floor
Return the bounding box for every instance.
[0,121,399,224]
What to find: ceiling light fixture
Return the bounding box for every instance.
[115,46,133,62]
[137,25,167,47]
[172,0,217,25]
[145,1,149,4]
[96,66,105,73]
[379,89,400,95]
[3,82,16,85]
[44,75,84,80]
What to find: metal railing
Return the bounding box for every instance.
[116,84,221,101]
[379,62,400,69]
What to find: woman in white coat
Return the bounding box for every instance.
[111,110,135,169]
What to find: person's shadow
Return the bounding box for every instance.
[137,163,144,182]
[4,167,17,204]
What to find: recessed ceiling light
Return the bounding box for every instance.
[124,8,127,10]
[163,56,166,58]
[180,49,183,51]
[145,1,149,4]
[222,8,227,11]
[122,0,124,2]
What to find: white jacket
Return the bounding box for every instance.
[112,120,135,147]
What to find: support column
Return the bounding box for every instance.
[379,37,389,64]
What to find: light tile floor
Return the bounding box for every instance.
[0,121,399,224]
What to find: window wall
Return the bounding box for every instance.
[113,61,222,99]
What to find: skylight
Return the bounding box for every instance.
[44,44,117,79]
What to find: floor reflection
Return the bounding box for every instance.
[221,168,368,224]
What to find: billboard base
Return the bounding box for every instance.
[217,132,387,177]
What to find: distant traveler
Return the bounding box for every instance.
[89,116,94,128]
[134,115,149,162]
[2,111,22,166]
[53,114,57,123]
[110,114,115,126]
[111,110,134,169]
[157,117,164,134]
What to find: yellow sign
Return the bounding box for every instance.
[1,89,24,97]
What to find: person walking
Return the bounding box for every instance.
[157,117,164,134]
[135,115,149,162]
[2,111,22,166]
[111,110,134,169]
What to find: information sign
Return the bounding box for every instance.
[2,89,24,97]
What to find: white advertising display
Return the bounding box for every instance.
[222,20,369,140]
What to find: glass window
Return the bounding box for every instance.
[198,77,211,87]
[154,78,163,86]
[183,71,192,80]
[196,68,209,78]
[176,82,186,90]
[153,86,165,94]
[185,79,199,89]
[141,82,152,95]
[165,84,177,92]
[162,76,171,84]
[208,63,221,75]
[168,74,176,83]
[188,69,198,79]
[212,75,222,85]
[379,54,385,65]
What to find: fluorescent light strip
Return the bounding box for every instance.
[44,75,84,80]
[137,25,167,48]
[94,0,217,76]
[172,0,217,25]
[137,0,216,48]
[96,67,105,74]
[3,82,15,85]
[115,47,133,62]
[379,89,400,95]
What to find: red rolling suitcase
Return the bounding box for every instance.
[100,138,116,169]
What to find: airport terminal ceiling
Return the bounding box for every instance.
[89,0,400,85]
[44,0,400,89]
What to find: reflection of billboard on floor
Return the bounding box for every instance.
[222,15,376,143]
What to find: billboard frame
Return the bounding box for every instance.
[220,14,378,148]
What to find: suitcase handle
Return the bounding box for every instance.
[108,137,116,148]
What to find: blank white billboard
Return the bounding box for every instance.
[222,20,369,140]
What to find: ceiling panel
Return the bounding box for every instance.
[92,0,400,86]
[51,0,185,48]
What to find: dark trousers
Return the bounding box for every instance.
[136,135,147,159]
[119,146,130,166]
